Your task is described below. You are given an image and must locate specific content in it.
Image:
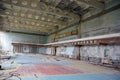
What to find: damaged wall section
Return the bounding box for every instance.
[80,44,120,64]
[0,32,47,51]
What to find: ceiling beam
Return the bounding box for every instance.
[77,0,104,9]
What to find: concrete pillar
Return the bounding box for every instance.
[51,47,56,56]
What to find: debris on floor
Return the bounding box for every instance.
[1,60,20,70]
[0,71,21,80]
[1,53,120,80]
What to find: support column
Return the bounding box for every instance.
[75,45,81,60]
[77,16,82,38]
[51,47,56,56]
[13,45,15,53]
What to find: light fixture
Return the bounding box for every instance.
[14,24,18,27]
[5,11,10,14]
[26,21,29,24]
[22,1,27,5]
[41,17,45,20]
[30,26,32,28]
[48,19,51,22]
[14,20,18,23]
[12,0,18,4]
[53,20,57,22]
[41,24,45,27]
[46,25,49,27]
[31,22,35,25]
[28,14,32,18]
[10,23,14,26]
[31,3,37,7]
[13,12,18,16]
[49,23,53,25]
[36,23,40,26]
[35,16,39,19]
[21,13,25,17]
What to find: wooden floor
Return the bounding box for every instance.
[1,53,120,80]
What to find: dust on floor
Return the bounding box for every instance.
[1,54,120,80]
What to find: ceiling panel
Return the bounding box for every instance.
[0,0,107,34]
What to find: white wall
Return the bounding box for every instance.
[46,47,52,55]
[56,47,66,56]
[56,46,76,58]
[66,47,75,58]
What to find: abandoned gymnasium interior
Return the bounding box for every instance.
[0,0,120,80]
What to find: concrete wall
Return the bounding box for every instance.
[47,25,78,42]
[55,46,79,59]
[46,1,120,65]
[46,47,72,57]
[48,1,120,42]
[46,47,52,55]
[80,44,120,63]
[47,34,55,43]
[0,31,47,51]
[39,47,46,54]
[79,0,120,37]
[57,35,77,42]
[80,44,120,60]
[80,9,120,37]
[46,44,120,63]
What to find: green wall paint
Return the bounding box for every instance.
[0,32,48,51]
[80,9,120,37]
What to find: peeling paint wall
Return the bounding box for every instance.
[46,47,52,55]
[46,43,120,62]
[55,46,79,59]
[56,47,67,57]
[39,47,46,54]
[47,26,78,42]
[0,32,47,51]
[47,1,120,62]
[80,44,120,62]
[81,9,120,37]
[48,1,120,41]
[44,1,120,66]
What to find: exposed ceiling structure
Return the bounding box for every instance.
[0,0,111,35]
